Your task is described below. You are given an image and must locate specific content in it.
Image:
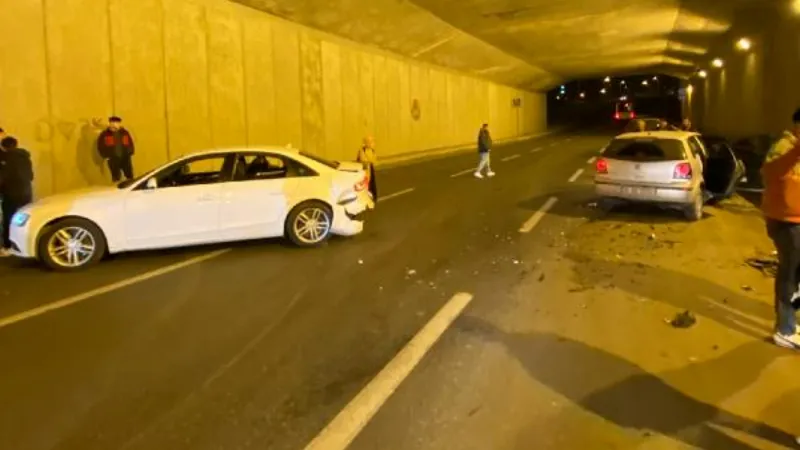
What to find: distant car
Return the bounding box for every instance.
[594,131,739,221]
[9,147,375,271]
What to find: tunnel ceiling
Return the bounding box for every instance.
[233,0,775,91]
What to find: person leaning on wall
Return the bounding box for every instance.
[96,116,135,183]
[0,135,33,257]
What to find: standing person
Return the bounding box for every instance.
[474,123,495,179]
[97,116,135,183]
[761,108,800,348]
[0,136,33,257]
[680,118,695,131]
[357,135,378,201]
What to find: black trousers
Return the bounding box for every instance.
[766,219,800,334]
[2,194,32,249]
[368,164,378,201]
[108,155,134,182]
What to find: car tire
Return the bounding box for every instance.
[684,194,703,222]
[37,218,107,272]
[285,201,333,247]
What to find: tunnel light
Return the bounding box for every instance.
[686,84,694,96]
[600,88,607,94]
[642,80,649,86]
[603,76,611,83]
[735,37,752,51]
[792,0,800,15]
[697,70,708,78]
[652,76,658,81]
[620,80,626,84]
[711,58,724,68]
[579,92,586,98]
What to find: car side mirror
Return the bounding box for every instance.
[145,178,158,190]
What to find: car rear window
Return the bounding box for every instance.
[603,139,687,161]
[300,152,340,169]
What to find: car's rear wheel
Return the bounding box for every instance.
[684,193,703,221]
[286,201,333,247]
[37,218,107,271]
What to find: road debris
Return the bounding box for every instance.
[745,256,778,277]
[407,269,417,276]
[538,273,546,282]
[358,259,364,265]
[741,285,754,292]
[668,310,697,328]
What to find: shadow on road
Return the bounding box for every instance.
[456,317,793,449]
[565,253,774,340]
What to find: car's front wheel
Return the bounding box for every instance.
[285,201,333,247]
[37,218,107,271]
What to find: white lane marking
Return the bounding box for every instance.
[304,292,475,450]
[736,187,764,193]
[501,154,521,162]
[550,142,558,147]
[0,249,229,329]
[378,188,415,203]
[598,147,605,154]
[519,196,559,233]
[568,168,585,183]
[565,138,572,142]
[587,156,597,164]
[449,168,475,178]
[530,147,543,153]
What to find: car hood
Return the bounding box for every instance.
[30,185,120,208]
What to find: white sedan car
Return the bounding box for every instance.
[9,147,374,271]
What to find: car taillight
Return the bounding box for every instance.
[673,162,692,179]
[354,175,368,191]
[614,112,620,119]
[595,158,608,174]
[630,112,636,119]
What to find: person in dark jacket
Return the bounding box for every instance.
[0,136,34,256]
[97,116,135,183]
[474,123,495,179]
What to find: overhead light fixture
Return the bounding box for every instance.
[711,58,724,68]
[579,92,586,98]
[603,76,611,83]
[735,37,752,51]
[600,88,607,94]
[620,80,626,84]
[652,76,658,81]
[697,70,708,78]
[686,84,694,95]
[793,0,800,15]
[642,80,649,86]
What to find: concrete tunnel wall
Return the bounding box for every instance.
[690,6,798,140]
[0,0,547,198]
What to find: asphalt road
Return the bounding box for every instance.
[0,130,610,450]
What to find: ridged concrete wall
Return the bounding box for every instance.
[0,0,546,198]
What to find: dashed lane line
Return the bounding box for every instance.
[530,147,543,153]
[519,196,559,233]
[449,168,475,178]
[0,249,230,329]
[587,156,597,164]
[500,154,521,162]
[378,188,415,203]
[568,168,584,183]
[304,292,475,450]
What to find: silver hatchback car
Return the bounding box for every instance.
[594,131,738,221]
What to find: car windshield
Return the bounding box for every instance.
[300,152,339,169]
[604,138,686,162]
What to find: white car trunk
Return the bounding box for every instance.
[603,158,685,185]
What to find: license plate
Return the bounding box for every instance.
[622,186,655,196]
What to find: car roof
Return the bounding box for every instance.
[176,146,301,159]
[614,131,699,141]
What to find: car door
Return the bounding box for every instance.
[123,153,235,250]
[217,152,305,241]
[701,138,739,198]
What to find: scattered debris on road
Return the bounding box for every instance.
[406,269,417,276]
[668,310,697,328]
[741,285,754,292]
[538,273,546,282]
[745,256,778,277]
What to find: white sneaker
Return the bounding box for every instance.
[773,332,800,349]
[487,171,496,177]
[474,172,484,179]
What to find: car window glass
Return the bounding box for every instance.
[234,154,288,181]
[604,139,686,161]
[154,155,230,188]
[687,138,703,158]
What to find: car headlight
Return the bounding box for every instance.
[10,212,29,227]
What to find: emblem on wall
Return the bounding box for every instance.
[411,99,421,121]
